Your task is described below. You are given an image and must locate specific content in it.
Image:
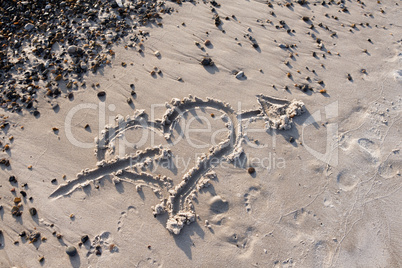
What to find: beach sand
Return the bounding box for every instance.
[0,0,401,267]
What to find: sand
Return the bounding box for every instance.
[0,0,401,267]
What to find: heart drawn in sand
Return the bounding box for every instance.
[51,95,305,234]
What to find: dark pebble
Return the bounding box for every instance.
[200,57,214,66]
[95,245,102,256]
[0,158,10,166]
[81,235,89,244]
[9,175,17,183]
[29,207,37,216]
[66,246,77,257]
[97,91,106,98]
[247,167,255,174]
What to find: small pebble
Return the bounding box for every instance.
[97,91,106,98]
[66,246,77,257]
[200,57,214,66]
[81,235,89,244]
[9,176,17,183]
[29,207,37,216]
[235,71,245,79]
[247,167,255,174]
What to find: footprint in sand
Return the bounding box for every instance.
[243,186,260,213]
[378,155,402,179]
[209,195,229,214]
[358,138,380,159]
[336,170,360,192]
[117,206,138,232]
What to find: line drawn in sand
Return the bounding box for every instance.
[51,95,305,234]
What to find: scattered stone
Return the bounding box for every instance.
[97,91,106,98]
[67,46,78,54]
[66,246,77,257]
[0,158,10,166]
[0,0,167,114]
[200,57,214,66]
[29,207,37,216]
[19,231,26,237]
[247,167,256,174]
[81,235,89,244]
[14,197,22,204]
[28,231,41,243]
[9,176,17,183]
[235,71,245,79]
[154,51,161,57]
[24,23,35,31]
[214,14,222,27]
[95,245,102,256]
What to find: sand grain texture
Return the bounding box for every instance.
[0,0,401,267]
